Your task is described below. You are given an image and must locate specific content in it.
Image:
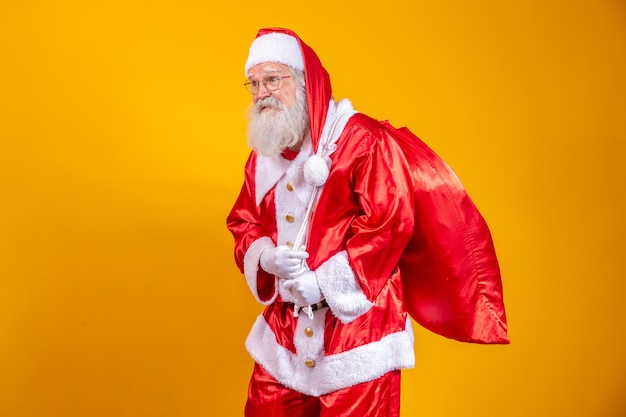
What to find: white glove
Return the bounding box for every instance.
[283,268,323,306]
[260,245,308,279]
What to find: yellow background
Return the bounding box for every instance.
[1,1,624,416]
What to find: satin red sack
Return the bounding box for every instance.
[383,121,509,344]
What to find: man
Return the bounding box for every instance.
[227,28,508,417]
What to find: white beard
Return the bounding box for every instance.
[247,90,309,157]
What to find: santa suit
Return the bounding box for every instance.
[228,27,508,417]
[228,95,416,397]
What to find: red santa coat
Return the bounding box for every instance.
[228,27,508,397]
[227,99,416,396]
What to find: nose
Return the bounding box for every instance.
[255,83,272,99]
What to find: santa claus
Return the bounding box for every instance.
[227,28,508,417]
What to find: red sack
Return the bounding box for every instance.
[383,121,509,344]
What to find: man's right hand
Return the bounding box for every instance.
[260,245,309,279]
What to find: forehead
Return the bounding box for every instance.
[247,62,291,78]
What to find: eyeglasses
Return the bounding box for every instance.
[243,75,292,94]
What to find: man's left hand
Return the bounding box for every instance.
[283,268,323,306]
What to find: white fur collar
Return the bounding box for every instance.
[254,139,312,206]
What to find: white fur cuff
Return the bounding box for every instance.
[243,237,278,305]
[316,251,373,323]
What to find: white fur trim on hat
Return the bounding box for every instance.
[245,33,304,74]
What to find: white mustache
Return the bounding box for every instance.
[255,96,283,112]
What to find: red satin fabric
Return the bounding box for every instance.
[387,122,509,344]
[227,113,509,347]
[307,114,415,298]
[245,363,400,417]
[227,154,277,274]
[228,112,415,356]
[230,29,507,364]
[264,270,408,356]
[323,275,407,353]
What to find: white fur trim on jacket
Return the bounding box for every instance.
[245,314,415,397]
[255,153,292,206]
[316,250,374,323]
[243,237,278,305]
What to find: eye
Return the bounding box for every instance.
[250,80,260,88]
[266,76,281,87]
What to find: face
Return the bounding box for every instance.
[245,63,309,157]
[247,62,297,107]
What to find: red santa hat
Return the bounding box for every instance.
[245,28,333,155]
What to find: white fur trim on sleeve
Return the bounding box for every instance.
[243,237,278,305]
[316,250,373,323]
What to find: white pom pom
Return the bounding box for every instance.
[303,155,330,186]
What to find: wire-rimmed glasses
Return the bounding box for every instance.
[243,75,292,94]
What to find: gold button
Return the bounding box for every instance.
[285,214,295,223]
[304,359,315,368]
[286,182,294,192]
[304,327,313,337]
[286,241,293,247]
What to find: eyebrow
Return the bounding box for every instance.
[247,67,286,79]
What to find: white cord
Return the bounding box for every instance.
[291,111,353,320]
[293,111,352,250]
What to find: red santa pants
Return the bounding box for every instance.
[244,363,401,417]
